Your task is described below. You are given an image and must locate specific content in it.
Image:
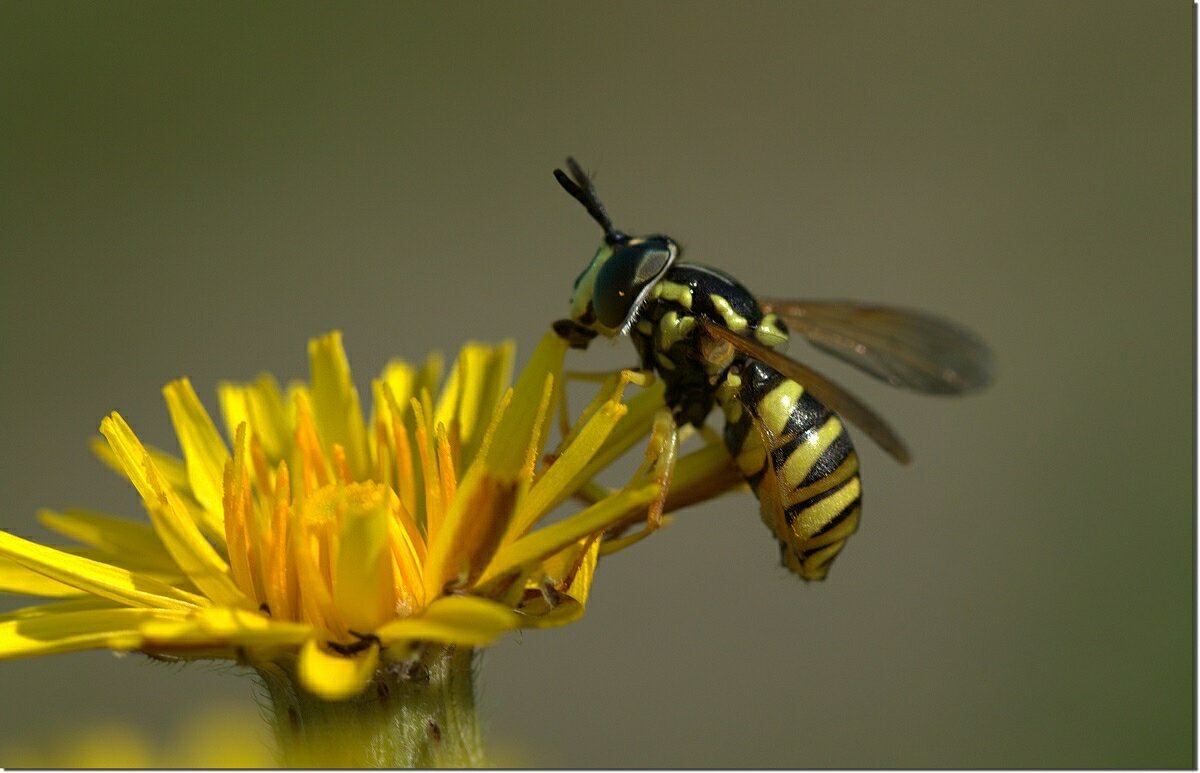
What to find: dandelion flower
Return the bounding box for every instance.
[0,330,743,766]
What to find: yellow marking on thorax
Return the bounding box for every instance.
[653,281,693,309]
[654,352,676,370]
[759,379,804,436]
[709,294,749,332]
[635,319,655,336]
[792,476,861,540]
[715,372,742,411]
[781,416,845,488]
[754,313,789,347]
[657,310,696,351]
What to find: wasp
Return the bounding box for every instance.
[552,158,993,581]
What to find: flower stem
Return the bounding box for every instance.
[255,645,484,767]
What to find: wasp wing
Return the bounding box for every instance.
[733,399,794,549]
[699,318,911,464]
[759,300,994,395]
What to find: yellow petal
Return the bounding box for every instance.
[0,606,188,659]
[484,331,566,476]
[263,461,296,622]
[291,390,333,495]
[37,509,175,572]
[2,546,188,597]
[375,360,416,433]
[519,372,556,484]
[292,504,345,639]
[374,595,522,647]
[0,597,123,622]
[512,398,626,538]
[410,395,443,540]
[602,442,745,543]
[414,352,446,409]
[386,508,425,614]
[308,332,370,482]
[504,360,648,547]
[298,637,379,701]
[0,556,85,598]
[0,531,205,610]
[138,607,312,648]
[333,484,395,634]
[77,548,192,585]
[1,537,187,592]
[89,435,192,494]
[569,379,665,488]
[513,537,602,629]
[100,413,250,608]
[222,426,260,604]
[379,381,420,519]
[434,341,515,466]
[162,379,231,537]
[217,374,290,462]
[478,482,660,586]
[421,468,517,600]
[371,351,442,465]
[517,596,585,628]
[432,343,479,435]
[556,535,601,608]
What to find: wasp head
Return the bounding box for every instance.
[553,157,678,348]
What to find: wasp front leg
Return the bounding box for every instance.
[553,366,656,448]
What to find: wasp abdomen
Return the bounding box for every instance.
[721,359,863,581]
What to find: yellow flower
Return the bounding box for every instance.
[0,331,742,703]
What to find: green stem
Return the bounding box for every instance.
[255,645,484,768]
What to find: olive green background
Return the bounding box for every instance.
[1,1,1193,767]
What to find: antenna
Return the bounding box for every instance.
[553,157,627,244]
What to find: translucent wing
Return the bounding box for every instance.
[759,300,994,395]
[699,318,911,464]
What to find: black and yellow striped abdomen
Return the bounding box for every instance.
[720,359,862,581]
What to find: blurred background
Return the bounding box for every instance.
[1,1,1192,767]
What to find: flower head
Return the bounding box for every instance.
[1,331,741,700]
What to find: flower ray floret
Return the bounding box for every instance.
[0,331,741,700]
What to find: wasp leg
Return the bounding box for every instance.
[641,407,679,531]
[579,418,701,512]
[554,367,656,445]
[556,369,620,438]
[601,407,679,557]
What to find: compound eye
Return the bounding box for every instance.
[592,242,673,329]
